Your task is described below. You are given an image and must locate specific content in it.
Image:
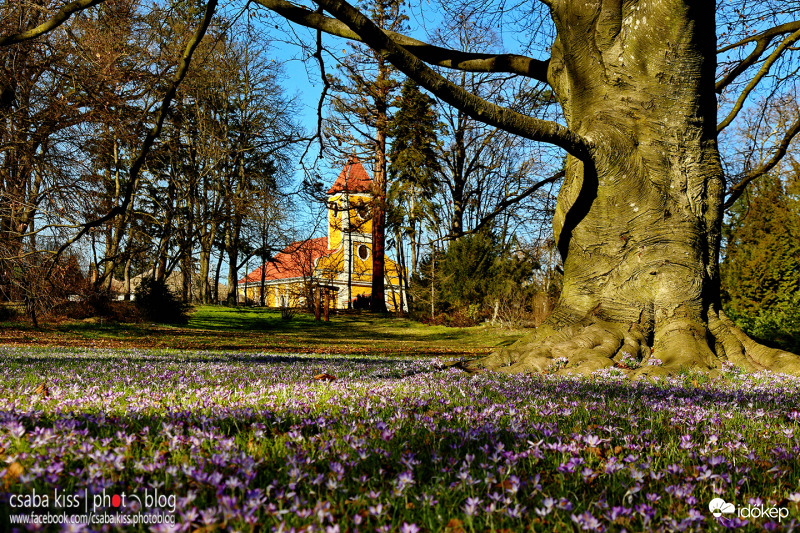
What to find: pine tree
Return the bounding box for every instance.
[389,79,440,189]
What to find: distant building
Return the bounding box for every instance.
[238,158,406,310]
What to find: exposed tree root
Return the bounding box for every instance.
[463,305,800,379]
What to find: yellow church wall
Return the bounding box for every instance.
[313,241,403,287]
[316,248,345,280]
[241,240,405,309]
[329,202,342,250]
[384,259,403,287]
[328,194,373,251]
[240,179,407,311]
[241,281,314,308]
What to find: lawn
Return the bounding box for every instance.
[0,305,524,358]
[1,310,799,531]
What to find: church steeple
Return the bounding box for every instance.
[327,156,373,195]
[327,157,374,251]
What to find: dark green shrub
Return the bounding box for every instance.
[280,306,296,321]
[58,290,113,319]
[134,277,189,324]
[411,232,555,326]
[725,292,800,353]
[0,304,19,322]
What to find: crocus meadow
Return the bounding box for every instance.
[1,345,799,532]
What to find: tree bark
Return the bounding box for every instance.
[371,117,388,312]
[470,0,800,377]
[368,17,391,313]
[225,225,240,306]
[449,108,466,239]
[213,248,223,303]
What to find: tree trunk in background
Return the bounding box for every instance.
[225,217,241,306]
[99,139,127,292]
[197,225,215,304]
[395,226,407,314]
[430,242,435,320]
[369,44,390,313]
[449,108,466,239]
[476,0,800,377]
[213,250,223,303]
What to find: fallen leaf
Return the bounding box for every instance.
[613,445,624,455]
[34,382,49,397]
[586,446,605,458]
[3,461,24,489]
[313,373,337,382]
[496,479,516,491]
[444,518,465,533]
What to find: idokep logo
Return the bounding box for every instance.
[738,503,790,522]
[708,498,791,523]
[708,498,735,518]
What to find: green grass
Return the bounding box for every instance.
[0,305,525,358]
[191,305,518,342]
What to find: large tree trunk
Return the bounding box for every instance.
[473,0,800,377]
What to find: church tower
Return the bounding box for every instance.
[326,157,374,282]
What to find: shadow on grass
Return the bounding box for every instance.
[0,350,434,368]
[3,306,522,356]
[185,306,465,344]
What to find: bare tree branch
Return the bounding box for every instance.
[724,113,800,209]
[717,27,800,132]
[306,0,588,157]
[0,0,106,47]
[254,0,550,82]
[717,20,800,54]
[50,0,220,264]
[716,21,800,93]
[470,169,563,236]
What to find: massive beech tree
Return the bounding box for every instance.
[4,0,800,376]
[259,0,800,378]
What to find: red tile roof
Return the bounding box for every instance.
[327,157,374,195]
[238,238,333,283]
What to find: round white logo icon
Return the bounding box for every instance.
[708,498,735,517]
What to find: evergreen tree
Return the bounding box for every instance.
[388,78,440,281]
[722,171,800,351]
[412,231,541,324]
[389,79,440,190]
[439,232,497,310]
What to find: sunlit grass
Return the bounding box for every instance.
[2,305,525,359]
